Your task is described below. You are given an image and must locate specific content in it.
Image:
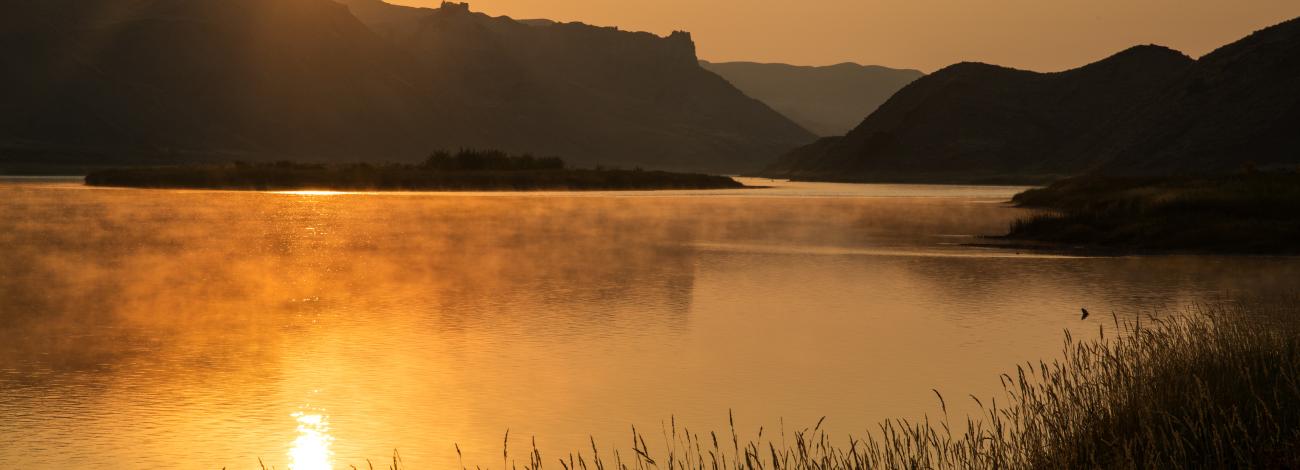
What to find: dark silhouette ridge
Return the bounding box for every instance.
[1,0,431,169]
[699,61,923,136]
[0,0,813,174]
[761,45,1197,183]
[336,0,813,172]
[993,18,1300,253]
[1092,17,1300,175]
[766,17,1300,183]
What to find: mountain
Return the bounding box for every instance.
[0,0,812,173]
[1093,17,1300,175]
[762,46,1196,183]
[699,61,922,136]
[336,0,813,172]
[764,16,1300,183]
[0,0,442,169]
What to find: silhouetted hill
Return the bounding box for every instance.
[1,0,441,169]
[0,0,812,173]
[765,17,1300,183]
[699,61,922,136]
[763,46,1195,183]
[340,0,813,172]
[1093,17,1300,175]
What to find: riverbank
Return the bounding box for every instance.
[83,158,743,191]
[1001,172,1300,253]
[752,171,1065,186]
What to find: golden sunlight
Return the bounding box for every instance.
[288,411,334,470]
[275,190,349,196]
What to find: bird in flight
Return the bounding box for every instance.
[1081,308,1090,320]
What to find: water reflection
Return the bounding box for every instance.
[276,191,349,196]
[0,180,1295,468]
[289,411,334,470]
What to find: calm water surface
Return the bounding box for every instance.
[1,178,1296,468]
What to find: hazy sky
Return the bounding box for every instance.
[388,0,1300,72]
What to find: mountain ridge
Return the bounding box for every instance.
[762,45,1196,182]
[699,60,922,136]
[764,17,1300,183]
[1094,17,1300,175]
[0,0,813,174]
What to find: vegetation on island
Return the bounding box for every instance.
[82,150,744,191]
[256,300,1300,469]
[1002,171,1300,253]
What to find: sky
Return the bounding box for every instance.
[388,0,1300,72]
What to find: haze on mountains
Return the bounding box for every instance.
[0,0,812,174]
[699,61,922,136]
[764,17,1300,183]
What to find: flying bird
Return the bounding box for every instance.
[1081,308,1090,320]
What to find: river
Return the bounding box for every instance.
[1,178,1295,468]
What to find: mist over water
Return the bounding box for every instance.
[1,178,1296,468]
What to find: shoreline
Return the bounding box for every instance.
[82,165,746,192]
[997,173,1300,255]
[965,239,1300,257]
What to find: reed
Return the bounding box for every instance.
[254,300,1300,469]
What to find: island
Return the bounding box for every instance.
[83,150,745,191]
[1001,171,1300,253]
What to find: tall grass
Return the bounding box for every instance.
[255,301,1300,469]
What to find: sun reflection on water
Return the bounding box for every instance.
[289,411,334,470]
[275,190,349,196]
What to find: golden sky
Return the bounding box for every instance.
[388,0,1300,72]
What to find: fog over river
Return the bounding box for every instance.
[2,178,1295,468]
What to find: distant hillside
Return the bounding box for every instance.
[1093,17,1300,175]
[0,0,812,174]
[765,16,1300,183]
[762,46,1195,183]
[699,61,922,136]
[337,0,813,172]
[0,0,437,169]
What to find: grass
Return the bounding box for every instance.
[1003,171,1300,253]
[253,300,1300,469]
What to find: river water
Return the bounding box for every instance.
[1,178,1296,468]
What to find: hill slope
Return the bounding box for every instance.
[0,0,442,169]
[699,61,922,136]
[338,0,813,172]
[1094,17,1300,175]
[764,16,1300,183]
[762,46,1195,183]
[0,0,813,173]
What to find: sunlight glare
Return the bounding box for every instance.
[288,411,334,470]
[276,190,348,196]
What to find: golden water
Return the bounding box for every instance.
[1,178,1295,468]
